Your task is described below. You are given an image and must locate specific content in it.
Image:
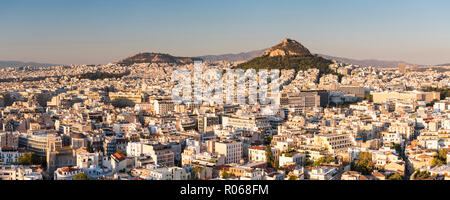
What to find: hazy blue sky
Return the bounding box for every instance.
[1,0,449,65]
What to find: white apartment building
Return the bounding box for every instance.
[0,165,42,180]
[215,141,243,164]
[0,147,25,164]
[222,115,271,131]
[309,166,339,180]
[132,166,190,180]
[77,152,101,169]
[126,142,174,167]
[54,167,82,180]
[382,132,404,145]
[313,134,355,154]
[279,152,305,167]
[248,146,269,162]
[127,142,145,157]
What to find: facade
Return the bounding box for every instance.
[215,141,243,164]
[77,152,101,169]
[153,98,175,115]
[279,152,305,167]
[18,132,48,157]
[46,135,76,176]
[109,91,144,104]
[336,86,365,99]
[309,166,339,180]
[287,90,329,110]
[143,144,175,167]
[0,132,19,148]
[372,91,439,104]
[127,142,175,167]
[222,115,271,132]
[0,165,43,180]
[313,134,355,154]
[198,115,220,133]
[0,147,26,164]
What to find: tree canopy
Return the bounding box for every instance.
[235,55,335,75]
[18,153,44,166]
[431,149,447,167]
[73,173,89,180]
[387,173,403,180]
[351,152,374,175]
[413,170,431,180]
[312,156,335,167]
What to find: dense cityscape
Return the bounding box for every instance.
[1,38,450,181]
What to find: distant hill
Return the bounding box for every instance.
[0,61,57,68]
[317,54,408,68]
[235,38,335,74]
[200,49,265,63]
[437,63,450,66]
[262,38,311,57]
[117,52,201,65]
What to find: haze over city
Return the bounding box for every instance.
[1,0,450,65]
[2,0,450,184]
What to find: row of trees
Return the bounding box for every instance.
[18,153,45,166]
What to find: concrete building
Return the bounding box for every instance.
[0,132,19,148]
[313,134,355,154]
[18,132,49,157]
[0,147,26,164]
[215,141,243,164]
[372,91,439,104]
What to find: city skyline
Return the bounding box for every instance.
[1,0,450,65]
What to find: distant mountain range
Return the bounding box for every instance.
[2,40,447,68]
[437,63,450,66]
[199,49,265,63]
[316,55,409,68]
[0,61,57,68]
[199,47,410,68]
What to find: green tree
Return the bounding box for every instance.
[86,141,94,153]
[387,173,403,180]
[413,170,432,180]
[273,159,280,170]
[191,167,202,180]
[18,153,43,165]
[73,173,89,180]
[221,170,235,179]
[438,149,447,161]
[431,157,445,167]
[352,152,374,175]
[312,156,335,167]
[265,136,273,145]
[265,145,274,168]
[364,94,373,102]
[116,149,127,156]
[431,149,447,167]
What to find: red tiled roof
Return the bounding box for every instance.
[249,146,265,150]
[112,153,126,161]
[61,167,78,172]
